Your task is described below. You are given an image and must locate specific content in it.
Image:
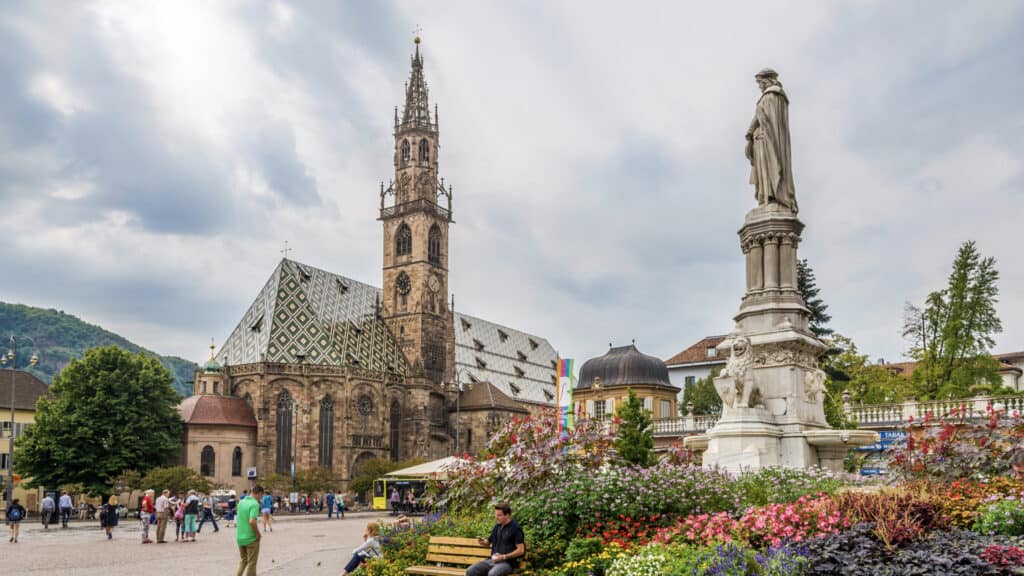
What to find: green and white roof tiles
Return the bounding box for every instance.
[216,259,557,405]
[217,259,407,375]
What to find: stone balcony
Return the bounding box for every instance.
[648,394,1024,441]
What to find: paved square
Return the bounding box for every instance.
[0,512,391,575]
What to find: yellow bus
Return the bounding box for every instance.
[372,477,428,512]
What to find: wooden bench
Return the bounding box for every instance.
[405,536,518,576]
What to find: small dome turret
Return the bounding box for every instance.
[203,339,221,373]
[577,344,672,390]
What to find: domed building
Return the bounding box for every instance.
[574,344,680,421]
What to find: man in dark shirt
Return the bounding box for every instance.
[466,502,525,576]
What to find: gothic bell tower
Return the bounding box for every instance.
[380,36,454,384]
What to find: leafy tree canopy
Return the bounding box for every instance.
[140,466,211,495]
[15,346,184,495]
[614,388,654,467]
[348,458,426,499]
[682,367,723,416]
[820,334,911,429]
[295,467,342,494]
[902,241,1002,399]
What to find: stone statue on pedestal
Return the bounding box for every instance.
[746,68,797,214]
[714,337,762,416]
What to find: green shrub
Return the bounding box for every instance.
[974,499,1024,536]
[733,466,845,509]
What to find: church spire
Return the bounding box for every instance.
[401,36,435,132]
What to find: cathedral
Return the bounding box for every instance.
[176,38,558,493]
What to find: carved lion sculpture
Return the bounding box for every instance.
[714,337,761,412]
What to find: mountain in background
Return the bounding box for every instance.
[0,302,195,397]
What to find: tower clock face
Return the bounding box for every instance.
[428,274,440,293]
[396,272,412,295]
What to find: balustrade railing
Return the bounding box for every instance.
[652,414,719,435]
[380,198,451,221]
[847,394,1024,428]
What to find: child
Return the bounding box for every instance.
[341,522,382,574]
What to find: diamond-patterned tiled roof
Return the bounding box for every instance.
[218,259,408,375]
[217,259,557,405]
[454,313,557,406]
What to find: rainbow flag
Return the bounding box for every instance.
[556,358,575,434]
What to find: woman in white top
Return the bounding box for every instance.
[341,522,382,574]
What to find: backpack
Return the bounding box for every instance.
[8,507,22,521]
[174,505,184,520]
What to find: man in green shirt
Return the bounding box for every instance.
[236,485,264,576]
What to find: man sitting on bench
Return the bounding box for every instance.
[466,502,525,576]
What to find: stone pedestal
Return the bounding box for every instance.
[684,204,877,472]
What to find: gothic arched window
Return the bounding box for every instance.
[400,140,410,166]
[419,139,430,164]
[390,401,402,461]
[232,447,243,477]
[275,390,293,474]
[318,395,334,467]
[428,224,441,265]
[396,223,412,256]
[201,445,215,477]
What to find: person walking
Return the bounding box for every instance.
[40,494,55,530]
[235,484,264,576]
[224,494,238,528]
[77,496,89,521]
[465,503,526,576]
[59,491,73,527]
[325,491,335,520]
[155,489,170,543]
[405,491,416,514]
[337,493,346,519]
[6,498,26,543]
[184,490,200,542]
[197,493,220,533]
[389,487,400,516]
[172,494,185,542]
[340,522,382,575]
[100,496,119,541]
[260,491,274,532]
[139,489,155,544]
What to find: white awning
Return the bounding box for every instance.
[384,456,467,479]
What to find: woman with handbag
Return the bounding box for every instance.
[100,496,119,540]
[172,494,185,542]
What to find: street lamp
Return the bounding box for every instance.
[1,336,39,506]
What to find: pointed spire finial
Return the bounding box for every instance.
[280,240,292,259]
[209,338,216,360]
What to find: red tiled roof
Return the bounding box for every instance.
[665,336,728,366]
[0,369,49,410]
[883,359,1022,376]
[177,395,257,427]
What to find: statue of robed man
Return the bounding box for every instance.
[745,68,797,213]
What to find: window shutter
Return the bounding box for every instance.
[586,400,594,417]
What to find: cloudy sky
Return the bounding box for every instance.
[2,1,1022,367]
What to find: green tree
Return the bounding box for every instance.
[14,346,183,495]
[819,334,910,429]
[797,259,833,339]
[295,467,340,494]
[902,241,1002,399]
[259,472,293,495]
[348,458,425,499]
[682,367,723,415]
[140,466,211,495]
[614,388,654,467]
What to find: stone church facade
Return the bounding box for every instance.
[178,39,558,493]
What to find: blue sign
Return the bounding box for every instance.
[860,467,886,476]
[855,430,907,451]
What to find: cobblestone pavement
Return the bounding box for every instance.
[0,511,393,575]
